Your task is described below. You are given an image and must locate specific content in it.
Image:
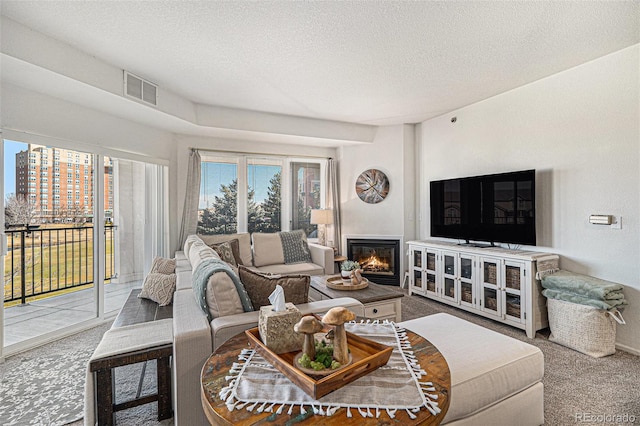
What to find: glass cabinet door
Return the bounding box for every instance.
[504,261,525,323]
[425,250,438,295]
[410,248,424,293]
[459,255,475,307]
[480,257,501,317]
[441,251,458,302]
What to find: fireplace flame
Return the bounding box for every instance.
[360,254,390,272]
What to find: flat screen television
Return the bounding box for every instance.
[430,170,536,246]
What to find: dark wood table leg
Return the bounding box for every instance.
[157,355,173,420]
[95,368,114,426]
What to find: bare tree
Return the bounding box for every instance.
[5,193,38,228]
[57,204,89,226]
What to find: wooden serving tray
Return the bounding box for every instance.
[245,324,392,399]
[326,275,369,290]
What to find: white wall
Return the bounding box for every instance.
[418,45,640,353]
[338,124,416,251]
[1,83,174,161]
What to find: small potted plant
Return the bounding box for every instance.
[340,260,360,280]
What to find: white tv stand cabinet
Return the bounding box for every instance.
[407,240,558,338]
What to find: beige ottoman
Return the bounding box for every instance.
[400,313,544,426]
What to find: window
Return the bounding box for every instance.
[199,157,238,234]
[198,153,324,236]
[247,158,282,233]
[291,162,321,236]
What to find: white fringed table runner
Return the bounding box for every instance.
[219,320,441,420]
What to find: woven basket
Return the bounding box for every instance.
[426,280,436,292]
[461,287,473,303]
[505,266,521,290]
[426,254,436,271]
[484,264,497,284]
[485,296,497,311]
[547,298,617,358]
[506,301,521,318]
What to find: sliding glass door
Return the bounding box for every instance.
[1,139,98,353]
[1,138,168,357]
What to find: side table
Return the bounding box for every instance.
[333,255,347,274]
[201,328,450,425]
[87,290,174,425]
[309,275,404,322]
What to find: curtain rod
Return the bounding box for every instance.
[190,146,332,160]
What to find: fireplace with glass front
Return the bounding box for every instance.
[346,238,400,286]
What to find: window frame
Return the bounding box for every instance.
[199,153,326,235]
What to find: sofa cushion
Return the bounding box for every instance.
[199,233,253,266]
[149,256,176,275]
[183,234,203,258]
[279,229,312,264]
[238,266,309,308]
[139,273,176,306]
[252,233,285,267]
[400,313,544,424]
[205,266,246,319]
[252,263,324,276]
[193,258,253,321]
[188,241,219,271]
[208,239,240,267]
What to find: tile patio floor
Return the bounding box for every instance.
[3,281,140,347]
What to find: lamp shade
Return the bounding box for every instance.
[310,209,333,225]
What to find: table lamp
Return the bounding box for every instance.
[310,209,333,247]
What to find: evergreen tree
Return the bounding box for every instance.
[198,179,238,234]
[247,187,262,233]
[258,171,281,233]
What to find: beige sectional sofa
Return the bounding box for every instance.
[198,231,335,276]
[172,234,364,425]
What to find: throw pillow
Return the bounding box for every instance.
[205,266,245,319]
[208,239,241,267]
[252,233,285,267]
[238,266,310,308]
[149,256,176,275]
[279,230,312,264]
[193,258,253,321]
[138,273,176,306]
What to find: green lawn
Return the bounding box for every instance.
[3,228,114,306]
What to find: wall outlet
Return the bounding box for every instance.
[611,216,622,230]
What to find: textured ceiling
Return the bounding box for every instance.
[2,1,639,126]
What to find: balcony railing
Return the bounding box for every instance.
[3,224,116,305]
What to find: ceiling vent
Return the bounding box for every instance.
[124,71,158,106]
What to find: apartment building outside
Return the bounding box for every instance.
[14,144,113,223]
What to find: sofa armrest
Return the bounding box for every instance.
[308,242,334,275]
[211,310,261,351]
[172,289,212,426]
[211,297,365,350]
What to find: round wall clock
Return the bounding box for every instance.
[355,169,389,204]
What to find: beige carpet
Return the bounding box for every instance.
[394,287,640,425]
[4,289,639,425]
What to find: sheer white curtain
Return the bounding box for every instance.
[177,149,201,251]
[325,158,341,254]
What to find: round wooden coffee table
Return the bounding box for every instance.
[201,328,450,425]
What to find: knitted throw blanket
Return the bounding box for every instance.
[219,320,441,420]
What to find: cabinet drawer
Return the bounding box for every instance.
[308,287,328,302]
[364,302,396,319]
